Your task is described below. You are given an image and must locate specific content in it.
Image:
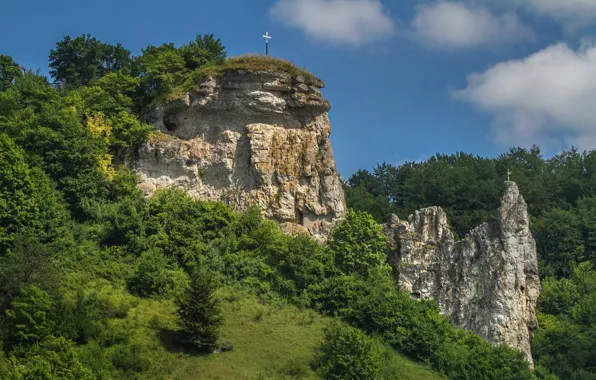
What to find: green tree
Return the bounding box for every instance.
[539,277,580,316]
[176,267,222,352]
[49,35,133,88]
[179,34,227,70]
[0,55,22,91]
[135,35,227,111]
[136,43,187,107]
[5,336,93,379]
[0,133,39,250]
[344,184,392,223]
[0,71,111,218]
[329,210,388,276]
[0,231,58,318]
[5,285,54,347]
[0,134,70,252]
[314,321,381,380]
[532,209,585,278]
[533,263,596,379]
[146,189,235,267]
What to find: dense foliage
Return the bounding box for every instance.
[346,149,596,379]
[314,322,381,380]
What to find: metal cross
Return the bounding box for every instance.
[262,32,272,56]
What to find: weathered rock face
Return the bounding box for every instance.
[383,182,540,366]
[134,70,347,240]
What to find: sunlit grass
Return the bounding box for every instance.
[160,55,320,106]
[88,286,446,380]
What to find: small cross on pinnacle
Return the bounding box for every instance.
[262,31,272,56]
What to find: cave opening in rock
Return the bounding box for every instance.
[163,114,178,132]
[164,120,178,131]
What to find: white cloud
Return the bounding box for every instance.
[269,0,395,47]
[411,2,534,49]
[453,43,596,150]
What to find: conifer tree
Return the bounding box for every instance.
[176,267,222,352]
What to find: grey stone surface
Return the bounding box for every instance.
[383,182,540,366]
[134,70,346,241]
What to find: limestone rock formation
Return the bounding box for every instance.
[134,69,347,240]
[383,182,540,366]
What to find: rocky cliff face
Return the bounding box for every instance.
[134,69,347,240]
[383,182,540,366]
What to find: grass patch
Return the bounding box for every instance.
[77,286,444,380]
[147,131,178,144]
[198,55,318,82]
[162,55,320,105]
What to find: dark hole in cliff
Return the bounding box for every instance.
[297,211,304,225]
[164,120,178,131]
[412,292,421,300]
[163,114,178,132]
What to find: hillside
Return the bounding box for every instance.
[76,285,443,380]
[0,33,554,380]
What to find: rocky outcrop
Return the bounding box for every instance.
[383,182,540,366]
[134,69,347,240]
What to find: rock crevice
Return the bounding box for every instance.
[383,182,540,365]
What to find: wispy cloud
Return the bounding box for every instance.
[269,0,395,47]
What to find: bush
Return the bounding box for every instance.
[314,321,381,380]
[5,336,93,380]
[5,285,54,347]
[329,210,388,276]
[54,286,135,345]
[109,342,150,374]
[128,249,189,299]
[146,189,235,268]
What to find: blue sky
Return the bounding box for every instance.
[2,0,596,178]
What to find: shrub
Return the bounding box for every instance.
[146,189,235,268]
[109,342,150,374]
[6,336,93,379]
[328,210,388,276]
[314,321,381,380]
[54,286,135,345]
[5,285,54,347]
[128,249,189,299]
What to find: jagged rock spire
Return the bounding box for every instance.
[383,181,540,366]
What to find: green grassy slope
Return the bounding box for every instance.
[83,286,444,380]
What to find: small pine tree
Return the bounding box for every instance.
[176,267,222,352]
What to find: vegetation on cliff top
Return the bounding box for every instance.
[201,54,317,79]
[165,55,319,106]
[44,33,318,112]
